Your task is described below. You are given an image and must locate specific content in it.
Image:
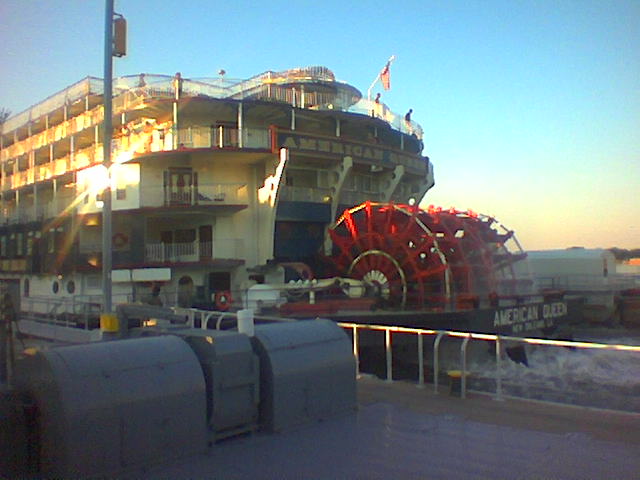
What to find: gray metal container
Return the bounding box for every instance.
[251,318,357,432]
[179,329,260,439]
[14,335,207,478]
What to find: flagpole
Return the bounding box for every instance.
[367,55,395,101]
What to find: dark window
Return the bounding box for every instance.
[52,281,59,294]
[67,280,76,294]
[175,229,196,243]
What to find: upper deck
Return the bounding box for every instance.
[0,66,422,150]
[0,67,426,196]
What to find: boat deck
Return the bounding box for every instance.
[127,376,640,479]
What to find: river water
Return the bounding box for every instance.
[467,334,640,412]
[358,328,640,413]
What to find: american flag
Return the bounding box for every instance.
[380,62,391,90]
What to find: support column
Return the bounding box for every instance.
[33,183,38,221]
[29,151,35,184]
[335,118,341,137]
[256,148,288,265]
[172,101,178,149]
[70,135,75,170]
[53,178,57,218]
[290,107,296,131]
[0,160,4,217]
[324,155,353,255]
[382,165,405,202]
[238,102,243,148]
[413,158,435,203]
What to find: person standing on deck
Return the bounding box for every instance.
[173,72,183,99]
[404,109,413,134]
[372,92,382,118]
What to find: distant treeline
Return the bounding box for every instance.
[609,248,640,260]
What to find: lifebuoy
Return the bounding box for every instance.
[112,232,128,248]
[215,290,233,311]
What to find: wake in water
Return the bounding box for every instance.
[468,338,640,412]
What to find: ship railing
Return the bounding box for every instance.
[1,73,422,157]
[535,274,638,292]
[20,294,128,329]
[278,186,333,203]
[175,126,271,150]
[340,190,385,205]
[350,99,424,140]
[338,322,640,403]
[3,123,270,192]
[139,183,249,208]
[144,239,244,263]
[2,194,77,224]
[1,77,98,135]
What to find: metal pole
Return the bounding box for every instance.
[102,0,114,316]
[460,336,470,399]
[352,325,360,377]
[495,336,503,401]
[433,332,445,393]
[417,332,425,388]
[366,55,395,101]
[385,328,393,382]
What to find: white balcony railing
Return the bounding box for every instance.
[140,183,248,208]
[145,239,244,263]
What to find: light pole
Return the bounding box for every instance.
[101,0,126,335]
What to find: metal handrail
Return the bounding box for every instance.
[337,322,640,400]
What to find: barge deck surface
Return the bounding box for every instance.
[127,376,640,479]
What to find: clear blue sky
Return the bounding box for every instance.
[1,0,638,250]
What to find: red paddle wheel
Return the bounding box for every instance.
[327,201,527,309]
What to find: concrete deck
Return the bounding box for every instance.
[128,376,640,480]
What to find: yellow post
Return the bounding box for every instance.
[100,313,119,333]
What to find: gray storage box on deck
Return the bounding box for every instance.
[251,318,357,432]
[180,329,260,439]
[14,336,207,478]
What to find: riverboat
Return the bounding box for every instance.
[0,66,573,336]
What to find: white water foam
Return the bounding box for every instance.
[468,337,640,411]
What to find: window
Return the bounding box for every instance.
[116,188,126,200]
[48,233,55,254]
[16,232,24,256]
[87,275,101,289]
[52,281,59,294]
[67,280,76,294]
[27,232,34,255]
[318,170,330,188]
[175,229,196,243]
[285,168,318,188]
